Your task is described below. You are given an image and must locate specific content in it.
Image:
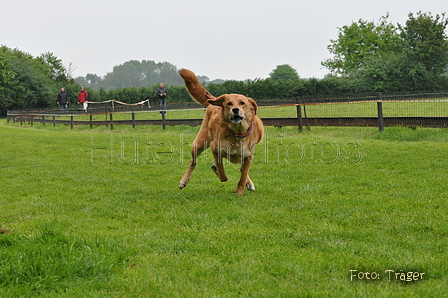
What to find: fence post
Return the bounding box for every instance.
[53,116,56,127]
[110,113,114,130]
[132,112,136,128]
[295,97,303,132]
[161,111,166,130]
[70,115,74,129]
[90,114,93,129]
[302,96,310,130]
[377,92,384,132]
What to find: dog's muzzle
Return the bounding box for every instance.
[230,107,244,124]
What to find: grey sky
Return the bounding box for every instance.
[1,0,446,81]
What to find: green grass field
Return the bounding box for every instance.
[1,118,447,297]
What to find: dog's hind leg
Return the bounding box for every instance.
[235,156,253,194]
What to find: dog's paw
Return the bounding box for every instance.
[211,165,228,182]
[179,181,188,189]
[235,189,244,195]
[246,182,255,191]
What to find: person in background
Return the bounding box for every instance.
[57,87,69,111]
[78,86,89,112]
[156,83,168,112]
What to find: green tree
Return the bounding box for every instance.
[323,12,448,92]
[94,60,184,90]
[322,14,401,76]
[196,75,209,84]
[0,48,16,114]
[0,46,80,114]
[245,78,276,99]
[36,52,66,81]
[349,53,410,92]
[2,48,53,111]
[156,62,184,86]
[85,73,102,88]
[269,64,299,81]
[398,12,448,88]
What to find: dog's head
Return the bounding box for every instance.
[207,94,258,124]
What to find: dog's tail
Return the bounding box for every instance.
[179,68,215,107]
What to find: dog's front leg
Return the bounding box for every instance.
[211,151,228,182]
[235,156,253,194]
[179,159,196,189]
[179,141,206,189]
[245,175,255,191]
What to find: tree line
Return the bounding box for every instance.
[1,11,447,116]
[75,60,188,90]
[322,11,448,92]
[0,47,76,115]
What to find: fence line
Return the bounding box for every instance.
[7,92,448,131]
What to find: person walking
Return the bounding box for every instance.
[156,83,168,112]
[57,87,69,111]
[78,86,89,112]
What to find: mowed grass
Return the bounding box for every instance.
[1,118,448,297]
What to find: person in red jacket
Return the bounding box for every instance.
[78,86,89,112]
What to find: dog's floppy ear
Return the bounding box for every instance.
[247,97,258,115]
[207,95,226,106]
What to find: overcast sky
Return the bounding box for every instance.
[1,0,446,81]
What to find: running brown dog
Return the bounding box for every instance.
[178,68,264,194]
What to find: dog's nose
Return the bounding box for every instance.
[232,107,239,114]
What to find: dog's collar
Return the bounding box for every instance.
[235,121,253,138]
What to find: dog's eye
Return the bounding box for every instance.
[227,102,233,106]
[240,101,245,105]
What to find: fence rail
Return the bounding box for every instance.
[7,92,448,130]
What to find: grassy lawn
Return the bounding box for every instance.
[1,118,447,297]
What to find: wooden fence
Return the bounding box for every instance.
[7,92,448,131]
